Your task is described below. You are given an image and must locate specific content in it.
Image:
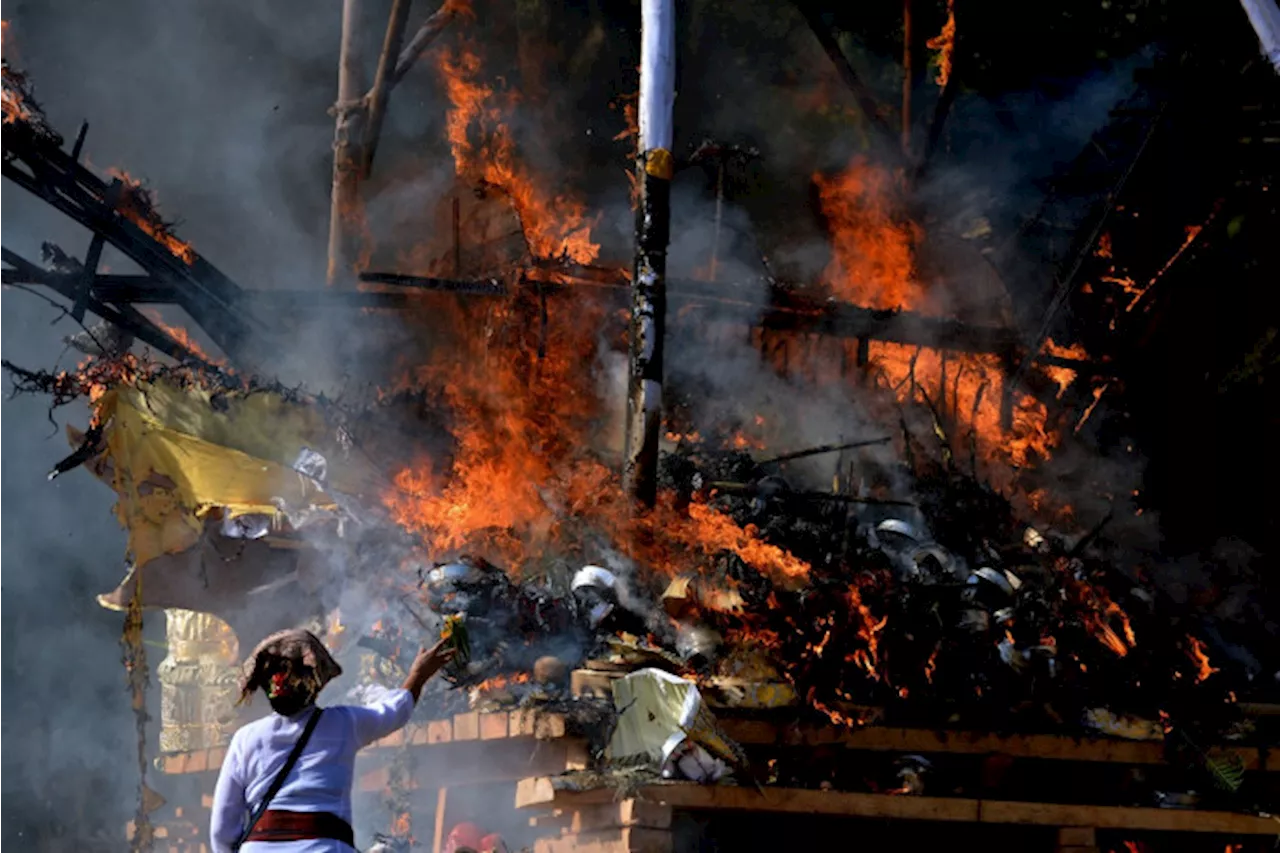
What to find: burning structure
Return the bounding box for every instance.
[3,0,1280,851]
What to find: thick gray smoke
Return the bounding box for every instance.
[3,0,347,846]
[2,0,1170,848]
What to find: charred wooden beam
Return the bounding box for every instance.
[2,264,427,312]
[1,249,220,368]
[361,267,1121,378]
[1,117,257,365]
[794,2,900,158]
[359,270,506,294]
[624,0,676,508]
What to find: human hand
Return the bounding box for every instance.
[412,639,457,679]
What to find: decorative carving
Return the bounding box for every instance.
[157,609,240,754]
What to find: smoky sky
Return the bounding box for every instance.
[1,0,357,845]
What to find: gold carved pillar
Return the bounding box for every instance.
[157,609,241,754]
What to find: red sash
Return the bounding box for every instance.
[245,809,355,846]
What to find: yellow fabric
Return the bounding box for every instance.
[111,381,382,498]
[91,383,340,568]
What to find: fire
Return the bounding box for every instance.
[1186,635,1218,683]
[815,158,922,310]
[676,503,810,586]
[1086,597,1136,657]
[1040,337,1088,398]
[436,43,599,265]
[472,671,531,694]
[1124,224,1205,313]
[925,0,957,88]
[865,342,1061,469]
[140,309,222,365]
[924,646,938,683]
[1,24,32,126]
[106,169,197,265]
[815,158,1063,471]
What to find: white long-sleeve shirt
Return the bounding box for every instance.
[210,686,414,853]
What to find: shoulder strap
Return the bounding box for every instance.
[234,707,324,851]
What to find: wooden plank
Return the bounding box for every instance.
[535,713,568,740]
[427,719,453,744]
[571,669,620,700]
[534,827,672,853]
[1057,827,1096,846]
[362,739,583,788]
[565,741,592,772]
[977,799,1280,834]
[570,801,674,833]
[515,780,1280,834]
[453,712,480,741]
[431,787,449,853]
[511,709,537,737]
[717,721,1277,770]
[481,712,511,740]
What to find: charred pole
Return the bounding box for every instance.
[624,0,676,506]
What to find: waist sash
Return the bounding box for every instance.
[245,809,355,847]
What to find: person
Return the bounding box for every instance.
[210,628,455,852]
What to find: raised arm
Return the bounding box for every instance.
[349,640,456,748]
[401,638,455,704]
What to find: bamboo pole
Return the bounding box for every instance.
[623,0,676,506]
[328,0,366,286]
[361,0,415,179]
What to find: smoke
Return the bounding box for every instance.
[0,0,1214,847]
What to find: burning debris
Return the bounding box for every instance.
[4,1,1279,845]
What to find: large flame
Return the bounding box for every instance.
[437,43,599,265]
[815,158,1070,471]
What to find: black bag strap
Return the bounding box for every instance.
[234,707,324,851]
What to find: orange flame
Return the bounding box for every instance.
[1087,598,1136,657]
[140,309,222,365]
[437,43,599,264]
[472,671,531,693]
[815,157,1064,471]
[1041,337,1088,398]
[1,24,33,126]
[676,503,810,586]
[815,158,922,310]
[925,0,957,88]
[106,169,197,265]
[1187,635,1218,683]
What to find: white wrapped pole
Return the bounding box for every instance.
[1240,0,1280,74]
[624,0,677,505]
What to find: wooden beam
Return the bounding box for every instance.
[328,0,366,286]
[360,0,415,179]
[392,1,464,85]
[515,781,1280,835]
[359,738,586,789]
[793,1,900,157]
[431,787,449,853]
